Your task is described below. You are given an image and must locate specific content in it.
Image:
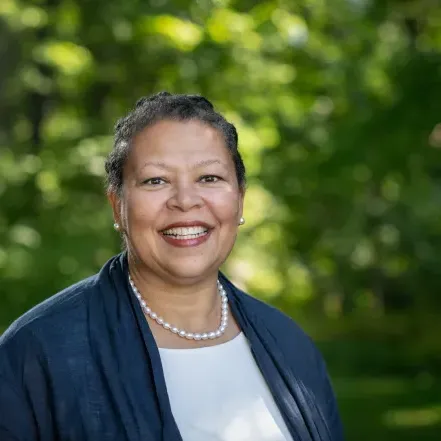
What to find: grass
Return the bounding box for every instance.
[334,376,441,441]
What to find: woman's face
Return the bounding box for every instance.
[109,119,244,285]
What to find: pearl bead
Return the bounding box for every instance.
[129,274,228,341]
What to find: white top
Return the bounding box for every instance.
[159,332,293,441]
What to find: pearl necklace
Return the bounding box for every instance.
[128,275,229,340]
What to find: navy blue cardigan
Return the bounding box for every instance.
[0,254,344,441]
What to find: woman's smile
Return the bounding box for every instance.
[160,222,214,248]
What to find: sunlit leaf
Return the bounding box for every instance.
[141,15,203,51]
[33,40,93,75]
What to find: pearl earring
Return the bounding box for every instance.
[113,222,120,231]
[239,217,245,226]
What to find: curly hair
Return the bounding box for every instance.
[105,91,246,195]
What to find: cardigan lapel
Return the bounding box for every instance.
[221,273,330,441]
[106,254,184,441]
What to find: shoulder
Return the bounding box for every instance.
[237,287,315,347]
[0,274,98,352]
[232,286,343,428]
[229,284,329,377]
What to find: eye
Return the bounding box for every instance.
[142,177,166,186]
[199,175,222,183]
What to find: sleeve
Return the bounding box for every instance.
[0,326,45,441]
[0,373,38,441]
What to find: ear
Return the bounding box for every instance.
[107,189,122,226]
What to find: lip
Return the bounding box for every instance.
[160,228,212,248]
[160,221,213,232]
[159,221,214,249]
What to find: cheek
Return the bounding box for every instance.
[207,191,241,222]
[123,191,163,225]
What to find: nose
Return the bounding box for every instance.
[166,181,204,212]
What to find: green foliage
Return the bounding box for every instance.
[1,0,441,438]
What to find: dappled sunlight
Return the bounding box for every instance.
[383,405,441,429]
[336,376,441,440]
[9,224,41,249]
[141,15,203,51]
[242,184,279,227]
[271,9,309,47]
[0,1,48,30]
[43,109,85,141]
[34,41,92,75]
[207,8,262,50]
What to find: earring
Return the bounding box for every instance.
[113,222,120,231]
[239,217,245,226]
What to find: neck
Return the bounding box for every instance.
[128,262,221,332]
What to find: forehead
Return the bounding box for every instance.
[129,119,231,167]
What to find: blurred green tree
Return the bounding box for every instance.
[1,0,441,361]
[2,1,441,439]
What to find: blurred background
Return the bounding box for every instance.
[1,0,441,439]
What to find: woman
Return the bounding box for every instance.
[0,92,344,441]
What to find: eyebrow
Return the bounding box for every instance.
[141,159,226,171]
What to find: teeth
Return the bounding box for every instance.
[170,232,207,240]
[162,226,208,236]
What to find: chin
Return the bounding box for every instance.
[164,260,221,284]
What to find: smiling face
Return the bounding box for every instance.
[109,119,244,285]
